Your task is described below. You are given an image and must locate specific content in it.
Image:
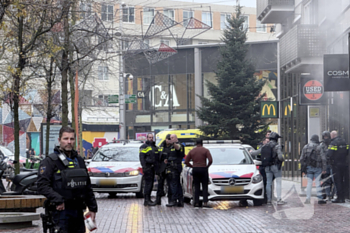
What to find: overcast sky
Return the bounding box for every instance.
[171,0,256,7]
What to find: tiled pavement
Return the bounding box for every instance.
[2,179,350,233]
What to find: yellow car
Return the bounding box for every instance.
[155,129,203,156]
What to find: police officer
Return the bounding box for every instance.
[37,126,97,233]
[327,130,349,203]
[139,133,158,206]
[157,134,183,207]
[320,131,334,202]
[300,135,327,204]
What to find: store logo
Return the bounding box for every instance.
[262,104,276,116]
[303,80,324,101]
[327,70,349,76]
[260,101,278,118]
[150,85,180,107]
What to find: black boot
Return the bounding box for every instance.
[144,195,156,206]
[156,196,161,205]
[166,201,177,207]
[177,198,184,207]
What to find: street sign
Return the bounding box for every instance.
[108,95,119,103]
[299,77,326,105]
[260,101,278,118]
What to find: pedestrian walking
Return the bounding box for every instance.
[185,138,213,208]
[37,126,97,233]
[327,131,349,203]
[300,134,327,204]
[139,133,158,206]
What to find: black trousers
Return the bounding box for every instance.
[143,166,155,196]
[167,166,181,202]
[193,167,209,204]
[52,208,85,233]
[333,164,347,201]
[157,172,166,197]
[259,166,267,203]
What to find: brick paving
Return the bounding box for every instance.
[2,179,350,233]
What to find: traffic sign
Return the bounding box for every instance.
[108,95,119,103]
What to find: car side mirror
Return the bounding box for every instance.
[254,160,262,166]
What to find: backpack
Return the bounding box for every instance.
[305,145,318,168]
[261,143,275,167]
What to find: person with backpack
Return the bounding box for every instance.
[251,132,285,205]
[300,134,327,204]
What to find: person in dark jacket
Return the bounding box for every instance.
[300,134,326,204]
[327,131,349,203]
[320,131,334,202]
[139,133,158,206]
[37,126,97,233]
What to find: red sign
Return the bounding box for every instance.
[303,80,324,101]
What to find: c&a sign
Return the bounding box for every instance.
[260,101,279,118]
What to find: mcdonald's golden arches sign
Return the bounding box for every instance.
[260,101,279,118]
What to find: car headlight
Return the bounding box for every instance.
[129,170,139,176]
[88,171,93,176]
[252,174,263,184]
[208,178,212,185]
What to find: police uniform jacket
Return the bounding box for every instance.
[158,142,183,173]
[327,137,349,165]
[139,140,158,169]
[37,146,98,212]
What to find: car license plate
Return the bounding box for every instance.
[98,179,116,187]
[221,186,244,194]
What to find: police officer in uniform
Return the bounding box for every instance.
[320,131,333,201]
[327,131,349,203]
[157,134,183,207]
[37,126,97,233]
[139,133,158,206]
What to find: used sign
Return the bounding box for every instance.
[299,77,326,105]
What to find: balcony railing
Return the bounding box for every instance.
[257,0,295,24]
[280,24,326,73]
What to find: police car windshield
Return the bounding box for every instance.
[92,147,139,162]
[209,148,253,165]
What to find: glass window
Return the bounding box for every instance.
[153,112,169,123]
[143,8,154,24]
[92,146,140,161]
[209,148,253,165]
[101,4,113,21]
[160,39,169,45]
[220,13,230,30]
[203,72,218,99]
[171,111,187,122]
[152,75,169,110]
[171,74,187,110]
[188,74,195,109]
[241,15,249,31]
[256,19,266,33]
[183,10,193,27]
[163,9,175,21]
[98,66,108,80]
[80,3,91,19]
[202,12,212,27]
[122,6,134,23]
[96,95,108,106]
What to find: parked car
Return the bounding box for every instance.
[181,142,264,206]
[87,141,146,198]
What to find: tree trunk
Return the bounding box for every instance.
[69,70,75,133]
[45,57,54,155]
[61,1,70,127]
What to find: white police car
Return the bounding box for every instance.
[87,141,145,197]
[181,141,264,206]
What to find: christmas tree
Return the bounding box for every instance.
[197,6,269,146]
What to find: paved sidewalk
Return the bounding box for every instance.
[2,179,350,233]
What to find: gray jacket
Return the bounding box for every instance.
[250,141,284,163]
[300,140,326,171]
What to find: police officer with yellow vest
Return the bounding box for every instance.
[37,126,97,233]
[139,133,158,206]
[327,130,349,203]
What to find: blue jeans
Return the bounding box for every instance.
[265,165,282,202]
[306,166,323,200]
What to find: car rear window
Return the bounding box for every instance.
[92,147,139,162]
[209,148,253,165]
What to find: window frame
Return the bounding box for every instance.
[183,10,194,27]
[80,2,92,19]
[201,12,212,28]
[98,66,109,81]
[241,15,249,32]
[122,5,135,23]
[256,19,267,33]
[220,13,231,30]
[143,7,155,25]
[101,4,114,22]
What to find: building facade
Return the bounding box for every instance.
[257,0,350,180]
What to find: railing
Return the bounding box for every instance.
[280,24,326,68]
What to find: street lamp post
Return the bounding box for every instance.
[119,2,126,140]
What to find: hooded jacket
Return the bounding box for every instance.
[300,135,326,171]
